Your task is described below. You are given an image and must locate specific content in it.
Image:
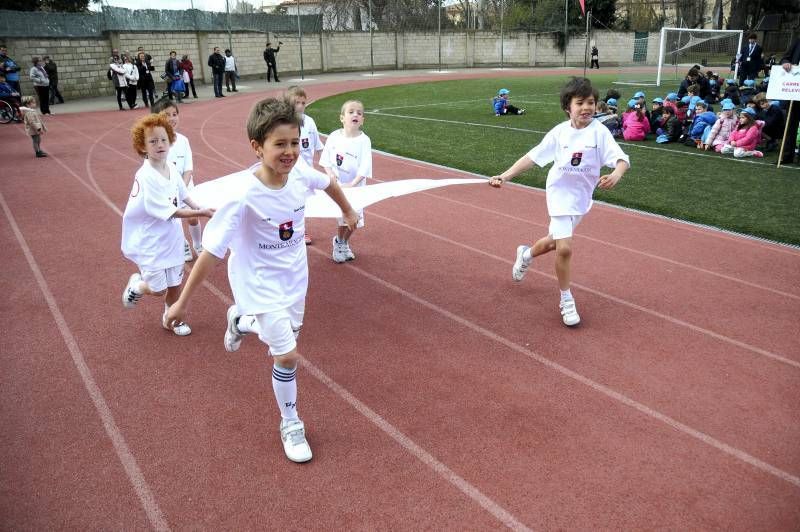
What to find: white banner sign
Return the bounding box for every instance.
[766,65,800,101]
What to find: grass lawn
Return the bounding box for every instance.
[308,73,800,246]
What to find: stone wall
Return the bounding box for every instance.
[1,30,660,100]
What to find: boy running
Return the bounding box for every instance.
[489,77,630,326]
[166,98,358,462]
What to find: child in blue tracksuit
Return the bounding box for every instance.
[687,100,717,146]
[493,88,525,116]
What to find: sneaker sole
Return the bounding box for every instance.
[224,305,242,352]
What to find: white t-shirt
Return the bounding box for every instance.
[320,129,372,186]
[527,120,629,216]
[121,160,188,270]
[201,163,331,315]
[167,132,193,179]
[299,114,324,167]
[224,56,236,72]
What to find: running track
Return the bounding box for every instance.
[1,71,799,530]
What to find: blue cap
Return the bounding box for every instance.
[666,92,678,101]
[606,98,617,107]
[681,95,691,103]
[498,88,509,95]
[771,100,780,107]
[721,98,733,105]
[709,79,717,86]
[740,107,757,117]
[652,97,664,104]
[627,99,638,108]
[726,78,736,84]
[722,101,735,110]
[744,79,755,87]
[634,91,645,98]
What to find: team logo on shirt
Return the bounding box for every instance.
[279,221,294,241]
[336,153,344,167]
[570,152,583,166]
[301,138,309,149]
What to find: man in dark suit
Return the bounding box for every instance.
[778,38,800,165]
[738,33,763,82]
[207,46,226,98]
[263,41,281,82]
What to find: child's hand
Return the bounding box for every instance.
[598,173,621,189]
[342,209,359,231]
[166,301,187,329]
[488,176,504,187]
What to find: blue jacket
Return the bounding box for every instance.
[493,96,508,115]
[690,111,717,139]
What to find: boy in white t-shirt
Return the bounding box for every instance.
[489,77,630,327]
[286,85,324,245]
[320,100,372,263]
[120,114,214,336]
[152,98,204,262]
[166,98,358,463]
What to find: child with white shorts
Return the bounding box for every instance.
[120,113,214,335]
[151,98,203,261]
[320,100,372,263]
[286,85,324,245]
[166,98,358,463]
[489,77,630,327]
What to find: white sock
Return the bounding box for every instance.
[560,289,573,302]
[522,247,533,261]
[235,314,259,334]
[188,223,202,249]
[272,364,299,422]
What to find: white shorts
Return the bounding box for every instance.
[254,300,305,356]
[140,264,184,292]
[548,215,583,240]
[337,209,365,228]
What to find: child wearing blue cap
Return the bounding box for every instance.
[721,107,764,158]
[622,98,650,141]
[594,100,622,137]
[687,100,717,147]
[755,93,785,151]
[740,79,757,105]
[723,79,741,105]
[649,97,664,132]
[489,77,630,327]
[704,100,737,151]
[493,88,525,116]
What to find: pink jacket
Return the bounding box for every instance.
[728,120,764,151]
[622,111,650,141]
[706,116,737,148]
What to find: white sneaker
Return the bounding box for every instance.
[224,305,245,352]
[512,245,531,281]
[122,273,143,308]
[560,299,581,327]
[184,240,193,262]
[162,310,192,336]
[280,419,312,463]
[343,241,355,261]
[331,236,347,263]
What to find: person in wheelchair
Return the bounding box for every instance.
[0,72,21,121]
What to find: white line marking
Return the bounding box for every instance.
[370,212,800,370]
[0,192,171,531]
[365,112,800,171]
[316,247,800,489]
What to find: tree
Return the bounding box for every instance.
[40,0,91,11]
[676,0,706,28]
[727,0,800,30]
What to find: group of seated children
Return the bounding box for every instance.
[593,79,785,159]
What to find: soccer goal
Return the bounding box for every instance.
[614,27,743,87]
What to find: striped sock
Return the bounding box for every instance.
[272,364,299,422]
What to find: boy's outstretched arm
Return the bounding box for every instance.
[166,251,221,326]
[598,160,629,189]
[488,154,535,187]
[324,178,359,230]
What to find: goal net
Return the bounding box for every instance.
[614,28,743,87]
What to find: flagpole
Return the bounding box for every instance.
[583,8,590,77]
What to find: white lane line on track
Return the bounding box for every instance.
[319,246,800,490]
[0,191,171,532]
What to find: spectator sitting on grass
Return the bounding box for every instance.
[594,100,622,138]
[724,79,741,105]
[687,100,717,147]
[649,97,664,132]
[493,88,525,116]
[754,96,785,152]
[622,99,650,141]
[721,107,764,158]
[740,79,757,105]
[703,100,738,152]
[655,106,681,144]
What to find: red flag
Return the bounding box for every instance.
[578,0,586,15]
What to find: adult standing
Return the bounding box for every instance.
[778,38,800,165]
[0,44,22,94]
[43,56,64,104]
[590,46,599,69]
[164,50,183,102]
[135,51,156,108]
[738,33,763,82]
[263,41,281,82]
[179,54,198,98]
[122,54,139,109]
[109,52,127,111]
[208,46,226,98]
[29,56,51,115]
[223,49,238,92]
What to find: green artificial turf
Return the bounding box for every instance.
[308,73,800,245]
